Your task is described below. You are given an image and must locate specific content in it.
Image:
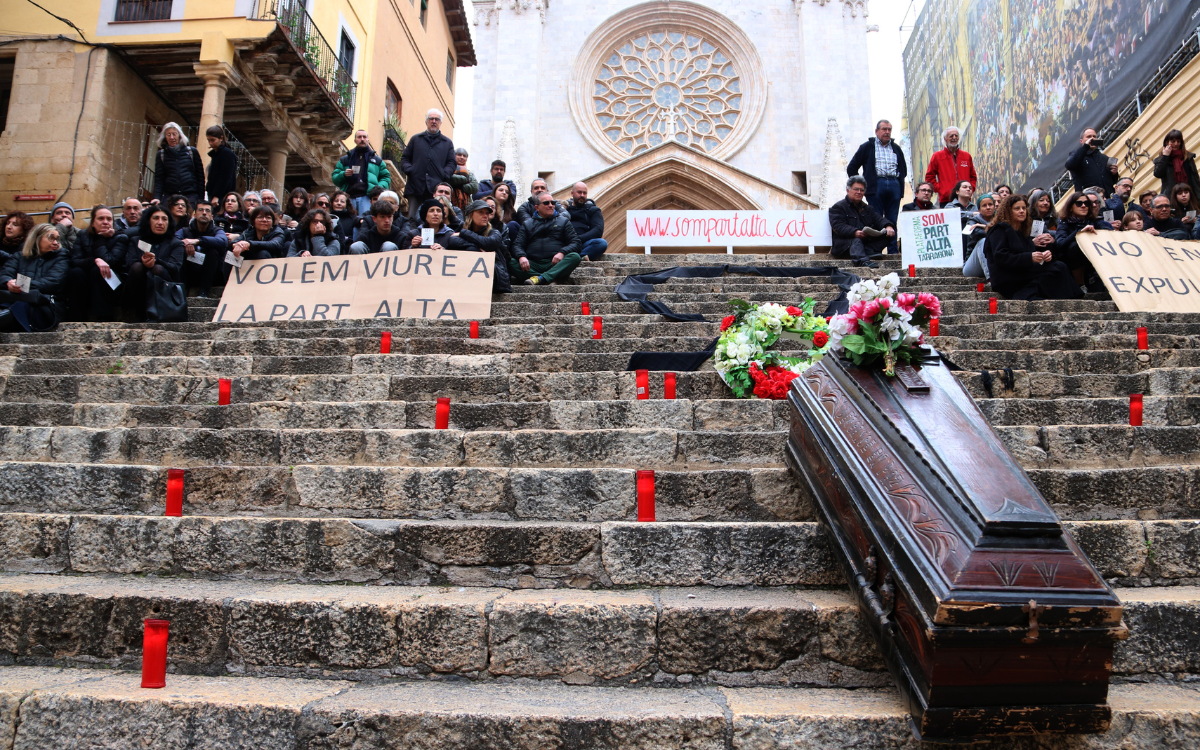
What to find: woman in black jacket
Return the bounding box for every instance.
[214,192,248,238]
[985,194,1081,301]
[330,191,360,248]
[121,205,185,322]
[405,199,455,250]
[0,223,69,332]
[1054,191,1112,290]
[287,209,341,257]
[282,188,311,231]
[1028,190,1059,233]
[446,200,513,293]
[153,123,205,207]
[67,206,125,322]
[204,125,238,201]
[230,206,287,262]
[1,211,34,266]
[1153,129,1200,201]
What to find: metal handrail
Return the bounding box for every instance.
[254,0,357,119]
[1049,25,1200,200]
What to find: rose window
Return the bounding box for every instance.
[593,30,743,156]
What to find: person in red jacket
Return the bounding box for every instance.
[925,126,978,204]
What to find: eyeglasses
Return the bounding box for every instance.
[1072,200,1089,206]
[539,200,554,206]
[1154,204,1171,210]
[316,201,329,207]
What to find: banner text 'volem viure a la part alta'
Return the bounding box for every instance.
[212,250,495,323]
[1077,231,1200,313]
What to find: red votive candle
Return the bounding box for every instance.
[581,301,590,315]
[977,282,986,292]
[636,369,649,400]
[592,316,603,339]
[908,264,916,278]
[141,619,169,688]
[1137,327,1148,350]
[664,372,677,400]
[930,318,940,336]
[380,331,392,354]
[218,378,231,406]
[165,469,183,517]
[435,397,450,430]
[989,297,998,315]
[1130,394,1143,426]
[636,470,655,522]
[469,321,479,339]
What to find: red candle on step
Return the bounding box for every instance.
[977,282,986,292]
[581,301,590,315]
[435,397,450,430]
[218,378,231,406]
[469,321,479,339]
[1130,394,1143,426]
[664,372,677,400]
[380,331,392,354]
[636,470,655,522]
[989,297,998,315]
[930,318,939,336]
[908,264,916,278]
[636,369,649,400]
[592,316,603,339]
[141,619,169,688]
[1137,327,1148,350]
[165,469,183,517]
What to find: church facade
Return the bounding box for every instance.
[470,0,876,233]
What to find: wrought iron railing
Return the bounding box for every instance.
[113,0,173,22]
[1049,26,1200,200]
[254,0,357,119]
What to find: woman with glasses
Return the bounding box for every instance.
[986,194,1081,301]
[0,223,68,331]
[1054,191,1112,291]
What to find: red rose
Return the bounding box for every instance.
[720,315,736,332]
[786,306,802,316]
[812,331,829,348]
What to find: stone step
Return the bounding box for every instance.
[940,334,1200,351]
[997,425,1200,468]
[940,348,1200,375]
[950,321,1200,338]
[0,514,1180,588]
[0,462,807,522]
[0,573,883,686]
[1,666,1197,749]
[0,426,785,469]
[0,573,1193,680]
[956,368,1200,400]
[979,396,1200,426]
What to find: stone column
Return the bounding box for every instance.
[265,132,290,195]
[192,62,237,169]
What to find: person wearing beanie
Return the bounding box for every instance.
[446,199,513,293]
[404,198,455,250]
[49,202,79,252]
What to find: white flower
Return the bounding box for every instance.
[877,273,900,298]
[756,330,768,342]
[848,279,880,304]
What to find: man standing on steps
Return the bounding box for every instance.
[1066,127,1118,196]
[847,119,907,252]
[925,126,977,205]
[829,176,894,269]
[510,192,582,286]
[401,109,457,222]
[566,182,606,261]
[333,129,391,217]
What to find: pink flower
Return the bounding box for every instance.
[917,293,942,317]
[860,300,881,320]
[896,293,917,314]
[878,298,891,311]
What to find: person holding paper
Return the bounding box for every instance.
[229,207,287,263]
[1104,178,1134,222]
[828,176,894,269]
[177,202,227,298]
[66,206,125,322]
[0,224,67,332]
[1168,184,1199,228]
[985,195,1081,301]
[349,200,408,254]
[846,120,908,250]
[446,200,513,293]
[287,209,342,258]
[121,206,185,322]
[406,200,454,251]
[334,130,391,217]
[1027,190,1058,234]
[1053,191,1112,292]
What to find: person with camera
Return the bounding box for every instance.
[1065,128,1118,196]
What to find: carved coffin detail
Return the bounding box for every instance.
[786,353,1126,740]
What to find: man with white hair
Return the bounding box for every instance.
[260,188,278,206]
[400,108,457,220]
[924,126,977,205]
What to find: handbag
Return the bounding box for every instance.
[145,274,189,322]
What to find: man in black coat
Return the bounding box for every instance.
[400,109,457,221]
[516,178,568,222]
[566,182,606,260]
[829,176,894,268]
[846,119,907,249]
[900,182,937,213]
[474,159,518,200]
[204,126,238,202]
[1145,195,1192,240]
[511,193,582,285]
[1065,128,1118,195]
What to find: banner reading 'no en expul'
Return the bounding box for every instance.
[904,0,1200,194]
[1078,231,1200,312]
[212,250,495,323]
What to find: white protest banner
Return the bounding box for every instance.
[1076,230,1200,313]
[898,208,963,268]
[212,250,495,323]
[625,210,832,249]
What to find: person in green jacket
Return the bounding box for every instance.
[332,129,391,216]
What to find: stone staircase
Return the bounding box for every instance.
[0,253,1198,748]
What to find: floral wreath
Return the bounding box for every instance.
[714,298,832,399]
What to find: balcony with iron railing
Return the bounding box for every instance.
[254,0,357,119]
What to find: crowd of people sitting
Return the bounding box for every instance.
[0,109,611,330]
[844,121,1200,300]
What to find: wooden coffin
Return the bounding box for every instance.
[785,352,1127,741]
